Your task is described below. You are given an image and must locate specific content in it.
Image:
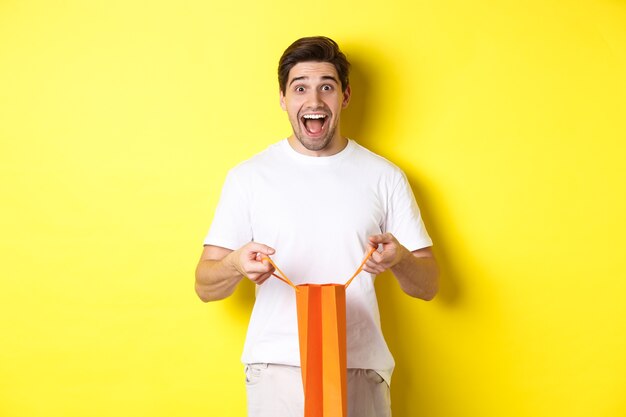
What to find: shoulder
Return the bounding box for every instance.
[226,139,286,179]
[349,140,406,181]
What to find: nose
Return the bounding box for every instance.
[307,89,323,107]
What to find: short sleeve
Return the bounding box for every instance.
[384,171,433,251]
[203,168,252,250]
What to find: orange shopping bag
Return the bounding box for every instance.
[264,246,376,417]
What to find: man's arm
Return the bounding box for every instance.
[194,242,276,302]
[363,233,439,300]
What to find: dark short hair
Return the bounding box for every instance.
[278,36,350,94]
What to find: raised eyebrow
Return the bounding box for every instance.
[288,75,339,87]
[320,75,339,84]
[288,76,308,87]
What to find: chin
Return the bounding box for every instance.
[299,136,332,152]
[297,128,336,152]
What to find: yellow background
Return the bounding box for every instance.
[1,1,625,416]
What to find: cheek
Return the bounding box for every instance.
[331,96,345,111]
[287,108,301,124]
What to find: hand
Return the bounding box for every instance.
[363,233,408,275]
[227,242,276,285]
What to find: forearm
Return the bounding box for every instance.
[390,246,439,300]
[195,253,243,302]
[195,242,276,302]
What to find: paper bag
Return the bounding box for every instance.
[263,246,375,417]
[296,284,347,417]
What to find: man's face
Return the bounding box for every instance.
[280,61,351,155]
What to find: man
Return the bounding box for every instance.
[195,36,439,417]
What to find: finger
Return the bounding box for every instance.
[370,250,384,263]
[368,233,387,245]
[256,274,271,285]
[369,232,396,245]
[367,240,380,251]
[363,264,385,275]
[240,257,272,276]
[362,247,377,262]
[246,242,276,256]
[246,261,274,275]
[365,259,379,269]
[246,273,261,284]
[257,268,281,285]
[368,234,384,245]
[260,258,275,274]
[365,259,385,274]
[362,265,375,274]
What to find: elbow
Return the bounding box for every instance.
[410,269,439,301]
[406,284,438,301]
[402,253,439,301]
[195,284,213,303]
[194,270,211,302]
[421,261,440,301]
[194,267,219,302]
[194,282,232,302]
[420,286,438,301]
[422,273,440,301]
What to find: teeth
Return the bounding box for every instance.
[302,114,326,119]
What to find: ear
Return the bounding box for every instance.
[342,85,351,108]
[279,89,286,111]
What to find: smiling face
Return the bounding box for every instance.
[280,61,351,156]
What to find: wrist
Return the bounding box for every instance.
[390,244,411,271]
[224,251,244,277]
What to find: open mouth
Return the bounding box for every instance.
[301,113,328,136]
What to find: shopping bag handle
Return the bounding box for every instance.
[262,256,299,292]
[344,246,377,289]
[262,245,378,291]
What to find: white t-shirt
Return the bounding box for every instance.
[204,139,432,384]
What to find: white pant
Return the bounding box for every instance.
[245,363,391,417]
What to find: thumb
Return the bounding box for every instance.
[247,242,276,256]
[369,233,395,245]
[368,234,385,245]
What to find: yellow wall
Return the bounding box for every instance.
[1,1,625,416]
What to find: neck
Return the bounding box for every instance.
[287,135,348,157]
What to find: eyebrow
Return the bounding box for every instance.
[288,75,339,87]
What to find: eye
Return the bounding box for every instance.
[295,86,305,93]
[321,84,333,91]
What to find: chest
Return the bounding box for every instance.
[248,166,387,239]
